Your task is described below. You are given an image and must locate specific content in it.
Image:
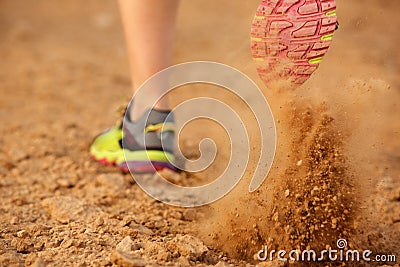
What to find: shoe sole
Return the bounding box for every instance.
[117,160,176,174]
[90,149,176,174]
[251,0,337,86]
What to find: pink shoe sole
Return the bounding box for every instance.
[251,0,338,86]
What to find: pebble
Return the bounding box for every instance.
[94,217,104,227]
[331,218,338,229]
[115,236,135,253]
[284,189,290,198]
[16,230,27,238]
[166,234,208,258]
[176,256,190,266]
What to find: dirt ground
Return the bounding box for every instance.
[0,0,399,266]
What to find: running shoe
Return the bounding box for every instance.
[251,0,338,86]
[90,107,176,173]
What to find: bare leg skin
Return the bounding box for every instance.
[118,0,180,120]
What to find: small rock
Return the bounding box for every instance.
[296,160,303,166]
[120,216,137,227]
[167,234,208,258]
[111,237,151,267]
[94,217,104,227]
[156,250,171,262]
[116,236,135,252]
[272,212,279,222]
[17,230,27,238]
[331,218,338,229]
[56,177,75,188]
[128,223,154,236]
[284,189,290,198]
[176,256,190,265]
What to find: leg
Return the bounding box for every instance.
[90,0,179,173]
[118,0,180,120]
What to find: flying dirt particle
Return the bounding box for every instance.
[284,189,290,197]
[272,212,279,222]
[331,218,338,229]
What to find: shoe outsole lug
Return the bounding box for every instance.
[251,0,338,86]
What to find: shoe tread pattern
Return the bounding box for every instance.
[251,0,337,85]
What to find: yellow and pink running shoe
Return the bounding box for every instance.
[90,107,176,173]
[251,0,338,86]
